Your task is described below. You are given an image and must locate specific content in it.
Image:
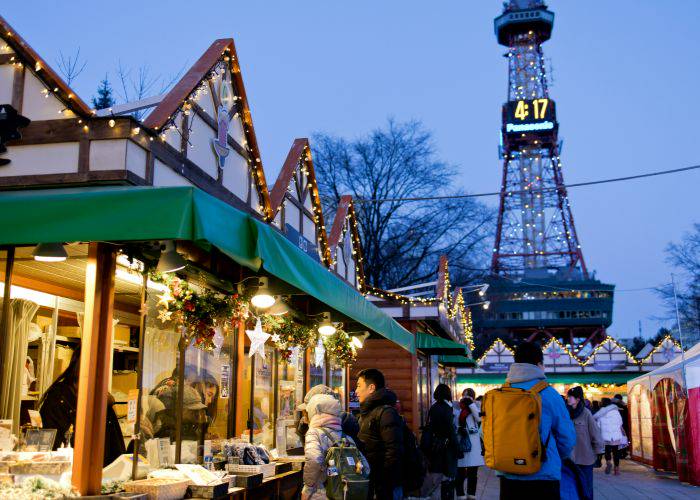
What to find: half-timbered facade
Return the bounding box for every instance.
[327,195,365,291]
[268,138,330,265]
[0,18,271,219]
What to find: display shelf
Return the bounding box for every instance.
[113,345,139,353]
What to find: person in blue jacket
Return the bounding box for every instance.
[499,342,577,500]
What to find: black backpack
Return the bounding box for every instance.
[401,417,427,493]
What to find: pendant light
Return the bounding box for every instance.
[250,277,276,309]
[157,241,186,273]
[318,312,336,337]
[32,243,68,262]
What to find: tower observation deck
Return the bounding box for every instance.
[474,0,614,351]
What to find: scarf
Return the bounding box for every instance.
[505,362,546,383]
[568,400,584,420]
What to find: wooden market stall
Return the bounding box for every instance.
[0,14,417,498]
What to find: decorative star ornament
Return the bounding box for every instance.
[157,289,175,308]
[246,318,271,359]
[270,333,281,344]
[157,308,173,324]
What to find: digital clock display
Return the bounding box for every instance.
[503,98,557,133]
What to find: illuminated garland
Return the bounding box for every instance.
[322,329,356,364]
[152,273,244,351]
[640,335,683,365]
[582,336,638,367]
[541,337,584,366]
[477,338,515,364]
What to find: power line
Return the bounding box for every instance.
[351,164,700,204]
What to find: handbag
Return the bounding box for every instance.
[458,426,472,454]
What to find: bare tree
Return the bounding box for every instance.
[657,223,700,346]
[115,61,187,119]
[313,119,494,290]
[56,48,87,86]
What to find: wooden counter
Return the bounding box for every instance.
[226,470,302,499]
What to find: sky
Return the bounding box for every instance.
[4,1,699,339]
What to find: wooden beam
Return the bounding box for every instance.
[7,118,134,146]
[0,170,146,189]
[78,138,90,173]
[72,242,117,495]
[180,114,189,156]
[11,64,24,113]
[0,53,14,65]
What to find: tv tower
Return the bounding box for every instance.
[474,0,614,351]
[492,0,587,277]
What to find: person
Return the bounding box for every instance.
[591,400,600,414]
[498,342,576,500]
[297,384,360,445]
[39,346,125,466]
[355,368,403,499]
[612,394,630,456]
[456,390,483,500]
[564,386,604,500]
[154,384,209,442]
[594,397,624,475]
[301,393,369,499]
[425,383,459,500]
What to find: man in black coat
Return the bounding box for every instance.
[355,368,404,499]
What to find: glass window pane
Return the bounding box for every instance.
[329,358,346,408]
[252,345,274,449]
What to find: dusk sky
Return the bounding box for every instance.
[5,1,699,339]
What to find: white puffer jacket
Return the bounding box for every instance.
[302,394,369,499]
[594,404,623,445]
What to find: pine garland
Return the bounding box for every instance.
[261,314,316,360]
[322,330,356,364]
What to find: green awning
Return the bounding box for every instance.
[416,332,467,355]
[439,354,476,367]
[0,186,260,270]
[0,186,415,354]
[250,219,415,354]
[457,372,637,385]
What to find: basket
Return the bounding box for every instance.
[123,478,190,500]
[227,462,276,478]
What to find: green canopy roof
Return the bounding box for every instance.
[0,186,415,353]
[250,219,415,353]
[0,186,259,269]
[416,332,466,355]
[457,372,637,385]
[438,354,476,367]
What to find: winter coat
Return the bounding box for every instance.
[455,402,484,468]
[425,400,460,478]
[357,388,403,499]
[570,405,604,466]
[500,363,577,482]
[594,404,624,445]
[302,394,369,499]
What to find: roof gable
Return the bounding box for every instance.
[0,15,92,118]
[144,38,271,219]
[328,194,366,291]
[269,138,330,266]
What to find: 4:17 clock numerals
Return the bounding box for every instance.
[514,98,549,121]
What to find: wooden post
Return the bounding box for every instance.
[72,242,117,495]
[234,321,246,438]
[131,274,148,479]
[0,247,15,395]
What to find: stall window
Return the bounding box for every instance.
[276,347,304,453]
[328,357,346,408]
[251,345,275,449]
[309,340,327,388]
[417,355,430,426]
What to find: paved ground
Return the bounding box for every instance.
[472,459,699,499]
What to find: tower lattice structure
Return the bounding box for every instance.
[491,0,587,278]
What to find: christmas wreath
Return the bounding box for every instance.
[261,314,316,360]
[152,273,249,351]
[322,330,356,364]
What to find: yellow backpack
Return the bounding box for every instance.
[481,380,550,475]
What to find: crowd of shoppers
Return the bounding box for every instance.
[297,341,630,499]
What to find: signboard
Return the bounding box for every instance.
[481,362,512,372]
[284,224,320,262]
[503,98,557,134]
[220,364,231,399]
[593,358,627,371]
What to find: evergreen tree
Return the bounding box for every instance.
[92,76,115,110]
